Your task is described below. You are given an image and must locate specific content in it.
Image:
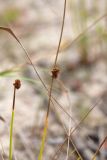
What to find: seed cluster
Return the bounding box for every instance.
[51,67,60,79]
[13,79,21,89]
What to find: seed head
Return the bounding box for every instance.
[13,79,21,89]
[51,67,60,79]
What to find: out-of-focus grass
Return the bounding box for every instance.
[0,68,19,77]
[68,0,107,63]
[0,8,20,25]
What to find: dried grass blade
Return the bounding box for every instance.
[91,136,107,160]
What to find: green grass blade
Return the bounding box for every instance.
[9,110,14,160]
[38,118,48,160]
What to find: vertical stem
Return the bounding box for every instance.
[9,86,16,160]
[46,78,54,118]
[38,1,67,159]
[38,117,48,160]
[9,110,15,160]
[12,87,16,111]
[38,78,54,160]
[9,79,21,160]
[54,0,67,68]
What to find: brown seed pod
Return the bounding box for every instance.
[13,79,21,89]
[51,67,60,79]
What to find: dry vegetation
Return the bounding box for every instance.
[0,0,107,160]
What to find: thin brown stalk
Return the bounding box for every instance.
[38,0,67,159]
[65,90,83,160]
[52,96,84,160]
[69,98,101,135]
[51,138,67,160]
[51,99,68,135]
[46,77,54,118]
[51,97,102,159]
[91,136,107,160]
[57,79,82,128]
[65,12,107,48]
[0,26,76,125]
[47,0,67,116]
[0,8,107,160]
[0,11,107,125]
[53,0,67,68]
[69,138,83,160]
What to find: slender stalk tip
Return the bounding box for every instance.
[13,79,21,89]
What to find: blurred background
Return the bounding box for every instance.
[0,0,107,159]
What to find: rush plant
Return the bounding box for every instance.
[9,80,21,160]
[0,1,107,159]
